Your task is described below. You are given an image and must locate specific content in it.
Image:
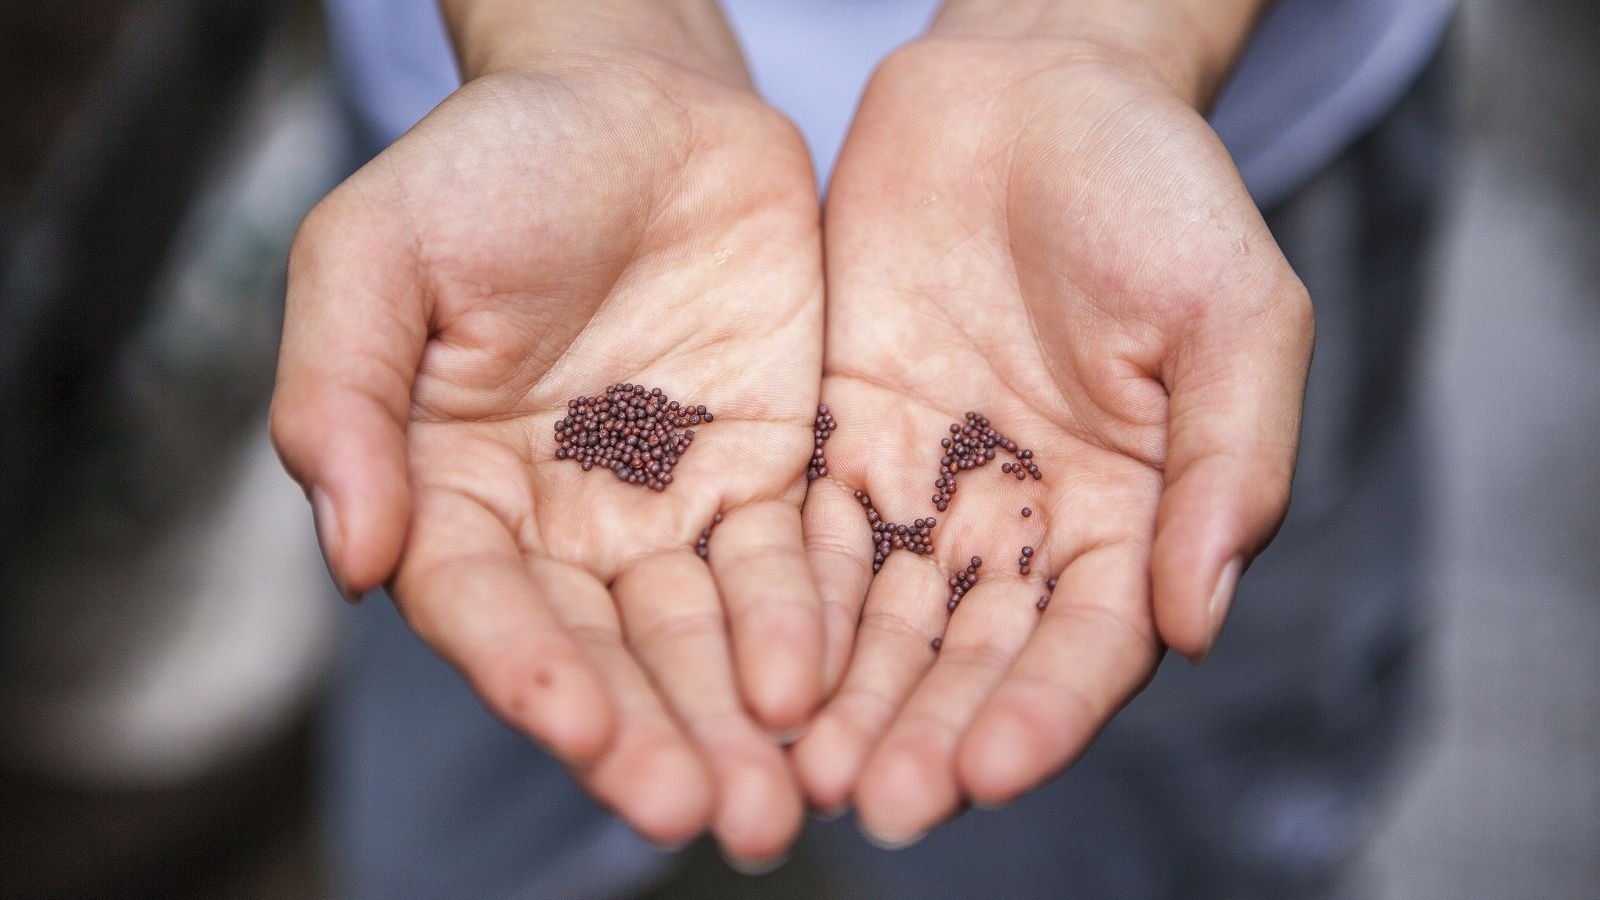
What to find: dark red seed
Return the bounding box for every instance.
[554,385,711,490]
[1021,507,1031,517]
[931,637,943,651]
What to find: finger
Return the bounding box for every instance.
[1153,276,1314,662]
[956,541,1160,806]
[853,576,1041,845]
[613,551,803,866]
[270,195,428,597]
[706,499,824,734]
[801,475,875,694]
[526,558,714,846]
[393,487,614,764]
[790,551,947,815]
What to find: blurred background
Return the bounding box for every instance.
[1,0,1594,897]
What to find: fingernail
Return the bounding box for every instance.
[312,488,361,604]
[1194,556,1242,666]
[857,820,927,851]
[721,848,790,876]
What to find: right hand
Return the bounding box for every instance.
[270,39,824,863]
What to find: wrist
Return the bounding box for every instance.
[929,0,1270,109]
[439,0,751,87]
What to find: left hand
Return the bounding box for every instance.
[794,24,1312,843]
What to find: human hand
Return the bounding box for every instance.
[795,1,1310,843]
[271,2,822,864]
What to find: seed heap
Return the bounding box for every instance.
[695,513,723,559]
[807,403,836,482]
[1018,546,1034,576]
[946,556,983,611]
[553,384,711,491]
[932,412,1039,512]
[854,490,936,573]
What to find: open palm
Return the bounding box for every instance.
[271,62,822,861]
[794,39,1313,843]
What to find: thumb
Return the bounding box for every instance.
[1150,272,1314,663]
[269,196,428,599]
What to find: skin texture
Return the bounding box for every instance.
[794,34,1313,845]
[269,52,824,863]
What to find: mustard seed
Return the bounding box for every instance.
[807,403,836,481]
[554,384,709,491]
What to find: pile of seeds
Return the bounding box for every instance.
[854,490,936,573]
[807,403,836,482]
[1018,546,1034,576]
[552,384,711,491]
[932,412,1039,512]
[946,556,982,612]
[695,513,723,559]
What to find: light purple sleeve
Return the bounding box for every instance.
[325,0,1456,207]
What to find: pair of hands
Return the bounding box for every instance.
[271,1,1310,868]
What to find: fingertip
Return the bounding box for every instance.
[955,705,1040,808]
[623,741,716,848]
[742,643,823,736]
[853,744,955,845]
[791,716,864,814]
[711,756,804,866]
[274,394,411,596]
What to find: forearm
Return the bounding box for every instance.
[438,0,750,85]
[931,0,1271,109]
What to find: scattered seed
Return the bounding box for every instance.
[807,403,836,481]
[945,555,983,612]
[1021,507,1031,517]
[1047,575,1058,591]
[695,512,724,559]
[930,411,1040,511]
[931,636,943,651]
[856,490,937,573]
[1037,595,1049,611]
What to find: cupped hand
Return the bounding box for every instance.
[794,37,1313,843]
[270,57,822,862]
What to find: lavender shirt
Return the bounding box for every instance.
[325,0,1457,207]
